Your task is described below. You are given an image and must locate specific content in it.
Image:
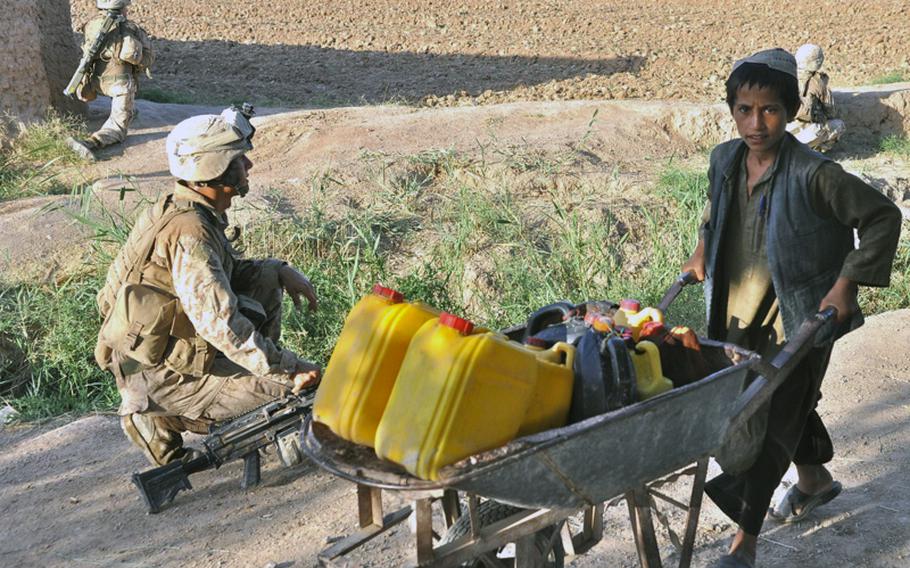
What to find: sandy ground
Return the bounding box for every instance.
[1,310,908,568]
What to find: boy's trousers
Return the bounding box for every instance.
[704,343,835,535]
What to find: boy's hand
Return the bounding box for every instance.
[279,265,318,312]
[680,238,706,282]
[819,277,858,324]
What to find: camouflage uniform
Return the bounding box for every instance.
[787,45,845,152]
[97,184,309,464]
[96,107,317,466]
[80,15,139,147]
[70,3,152,157]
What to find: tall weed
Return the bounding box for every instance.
[0,112,87,201]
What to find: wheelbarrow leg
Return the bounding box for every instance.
[416,497,435,564]
[678,458,709,568]
[318,484,412,567]
[627,487,663,568]
[441,489,462,528]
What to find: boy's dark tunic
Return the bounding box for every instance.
[701,134,901,535]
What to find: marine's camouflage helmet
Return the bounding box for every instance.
[96,0,131,9]
[795,44,824,72]
[166,107,255,182]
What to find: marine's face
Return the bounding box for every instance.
[212,156,253,212]
[731,84,789,156]
[232,155,253,198]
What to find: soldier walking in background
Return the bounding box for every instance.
[65,0,153,161]
[786,43,846,152]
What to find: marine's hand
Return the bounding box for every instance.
[680,237,706,282]
[292,369,320,394]
[279,265,318,312]
[819,277,858,324]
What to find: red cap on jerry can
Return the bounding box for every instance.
[371,284,404,303]
[439,312,475,335]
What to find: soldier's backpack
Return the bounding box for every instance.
[118,21,155,74]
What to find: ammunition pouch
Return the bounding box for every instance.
[119,33,144,66]
[99,282,215,376]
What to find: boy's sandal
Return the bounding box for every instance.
[768,481,843,523]
[709,553,755,568]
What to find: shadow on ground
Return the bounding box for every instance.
[142,38,645,108]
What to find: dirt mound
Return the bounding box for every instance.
[2,310,907,567]
[3,82,907,284]
[68,0,910,108]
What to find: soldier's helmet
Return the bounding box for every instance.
[96,0,131,9]
[795,44,824,73]
[166,106,255,182]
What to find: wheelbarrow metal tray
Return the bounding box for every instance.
[303,340,757,510]
[438,356,751,509]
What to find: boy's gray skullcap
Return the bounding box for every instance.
[732,48,798,79]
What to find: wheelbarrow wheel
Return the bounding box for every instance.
[439,499,565,567]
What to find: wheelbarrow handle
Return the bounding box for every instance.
[657,270,701,312]
[728,306,838,431]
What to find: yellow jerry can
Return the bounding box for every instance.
[312,284,439,447]
[517,340,575,436]
[375,313,538,480]
[630,340,673,400]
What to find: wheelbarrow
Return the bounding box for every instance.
[302,272,837,567]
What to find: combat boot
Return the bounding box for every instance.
[65,137,97,162]
[121,413,195,466]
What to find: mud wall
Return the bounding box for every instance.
[0,0,84,135]
[835,85,910,147]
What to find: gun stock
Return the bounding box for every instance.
[131,454,211,514]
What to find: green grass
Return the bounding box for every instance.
[870,70,908,85]
[879,134,910,156]
[860,220,910,314]
[0,112,88,201]
[0,275,117,418]
[3,149,907,421]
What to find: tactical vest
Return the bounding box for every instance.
[82,16,154,92]
[703,133,861,345]
[96,194,216,376]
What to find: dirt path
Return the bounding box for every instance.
[2,310,908,567]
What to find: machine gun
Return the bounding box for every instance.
[64,10,124,98]
[131,388,316,514]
